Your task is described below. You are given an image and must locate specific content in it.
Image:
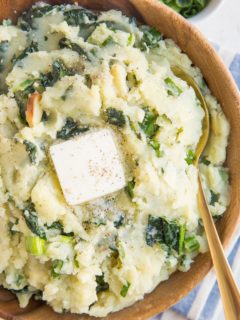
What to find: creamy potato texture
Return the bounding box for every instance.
[0,4,230,317]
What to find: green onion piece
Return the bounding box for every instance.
[120,281,131,297]
[25,236,46,255]
[51,260,64,278]
[149,139,163,158]
[102,36,114,47]
[139,108,159,138]
[15,78,35,92]
[59,235,73,243]
[185,149,196,165]
[128,33,135,46]
[164,77,183,96]
[125,179,135,199]
[179,224,186,255]
[184,236,200,252]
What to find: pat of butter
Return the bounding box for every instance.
[50,129,126,205]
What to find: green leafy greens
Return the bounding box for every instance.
[12,41,38,65]
[139,108,159,138]
[14,59,73,122]
[160,0,208,18]
[120,281,131,297]
[63,8,97,26]
[0,40,9,72]
[210,190,220,206]
[125,179,135,199]
[96,274,109,293]
[18,4,54,31]
[139,108,163,157]
[146,215,186,255]
[23,140,37,164]
[56,117,89,140]
[138,25,162,51]
[59,38,89,59]
[23,202,46,239]
[105,108,126,128]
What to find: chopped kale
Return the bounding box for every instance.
[146,215,185,254]
[51,260,64,278]
[114,215,124,228]
[23,140,37,164]
[59,37,89,59]
[219,168,229,184]
[164,77,183,96]
[57,117,89,140]
[23,202,46,239]
[106,108,126,128]
[41,111,49,122]
[210,190,220,206]
[139,108,159,138]
[0,40,9,72]
[10,286,29,294]
[63,8,97,26]
[120,281,131,297]
[160,0,208,18]
[18,4,54,31]
[125,179,135,199]
[200,155,210,165]
[47,221,74,237]
[14,88,34,123]
[48,221,64,233]
[96,274,109,293]
[84,74,92,88]
[51,59,74,84]
[8,218,19,235]
[185,149,196,165]
[15,274,25,287]
[28,4,53,18]
[14,59,72,122]
[61,84,73,101]
[103,21,131,33]
[12,41,38,65]
[138,25,162,51]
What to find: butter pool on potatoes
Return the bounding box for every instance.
[50,129,126,205]
[0,3,230,318]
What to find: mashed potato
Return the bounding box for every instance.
[0,3,230,317]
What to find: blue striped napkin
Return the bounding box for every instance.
[151,48,240,320]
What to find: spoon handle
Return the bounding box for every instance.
[197,173,240,320]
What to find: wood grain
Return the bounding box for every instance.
[0,0,240,319]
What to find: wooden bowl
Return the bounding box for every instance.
[0,0,240,319]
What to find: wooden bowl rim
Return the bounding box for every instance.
[0,0,239,319]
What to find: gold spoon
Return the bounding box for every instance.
[171,66,240,320]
